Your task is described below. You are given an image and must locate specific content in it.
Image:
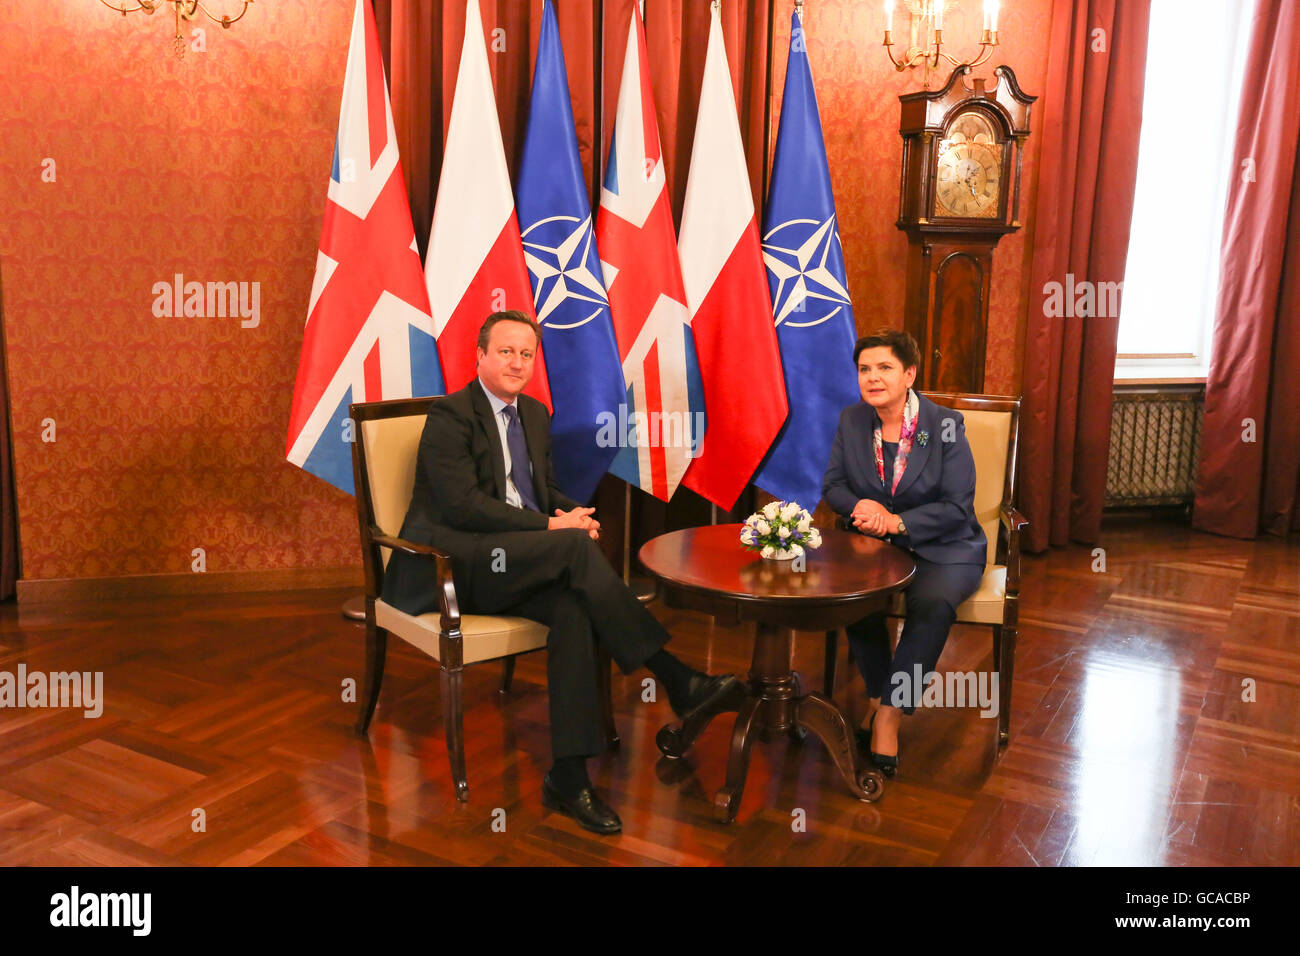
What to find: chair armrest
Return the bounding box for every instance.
[371,529,452,561]
[999,505,1028,532]
[367,529,464,654]
[998,505,1026,595]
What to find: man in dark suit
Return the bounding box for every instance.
[383,310,736,834]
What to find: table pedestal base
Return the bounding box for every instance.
[657,622,885,823]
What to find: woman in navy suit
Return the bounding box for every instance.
[822,329,986,776]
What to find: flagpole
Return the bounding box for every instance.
[604,0,629,589]
[744,0,778,532]
[623,484,633,585]
[763,0,777,205]
[627,0,656,605]
[602,0,653,603]
[345,0,391,622]
[593,0,605,204]
[342,3,378,623]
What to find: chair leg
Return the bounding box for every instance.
[993,623,1016,747]
[823,629,839,698]
[597,648,620,749]
[500,654,516,694]
[355,621,387,736]
[440,665,469,802]
[992,623,1002,738]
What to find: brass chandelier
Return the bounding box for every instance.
[98,1,254,57]
[883,0,1002,80]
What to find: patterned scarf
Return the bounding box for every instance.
[872,388,919,495]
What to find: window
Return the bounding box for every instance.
[1114,0,1256,383]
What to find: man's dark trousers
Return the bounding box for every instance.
[381,379,672,762]
[461,528,668,760]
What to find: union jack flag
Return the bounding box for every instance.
[285,0,443,494]
[596,6,704,502]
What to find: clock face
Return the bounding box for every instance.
[933,111,1002,219]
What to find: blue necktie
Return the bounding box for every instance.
[501,405,541,513]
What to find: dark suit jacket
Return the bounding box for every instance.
[382,379,580,615]
[821,392,987,566]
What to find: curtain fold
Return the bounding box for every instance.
[384,0,771,241]
[1193,0,1300,539]
[0,261,18,599]
[1018,0,1152,553]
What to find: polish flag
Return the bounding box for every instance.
[425,0,551,407]
[679,5,787,511]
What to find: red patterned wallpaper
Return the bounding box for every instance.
[0,1,358,580]
[0,0,1054,583]
[769,0,1054,397]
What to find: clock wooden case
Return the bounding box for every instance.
[896,65,1035,392]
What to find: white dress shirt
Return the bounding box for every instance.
[478,378,533,510]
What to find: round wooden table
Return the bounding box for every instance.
[639,524,916,823]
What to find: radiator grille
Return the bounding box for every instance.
[1106,387,1204,507]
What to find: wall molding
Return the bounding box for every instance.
[15,565,363,604]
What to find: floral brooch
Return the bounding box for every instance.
[916,430,930,446]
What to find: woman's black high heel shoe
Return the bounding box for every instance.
[854,725,872,752]
[860,712,899,778]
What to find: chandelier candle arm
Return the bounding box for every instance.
[194,0,254,27]
[882,0,1001,74]
[99,0,254,53]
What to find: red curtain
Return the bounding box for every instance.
[1193,0,1300,539]
[1018,0,1152,553]
[378,0,772,250]
[0,261,16,599]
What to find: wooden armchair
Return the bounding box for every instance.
[823,392,1026,747]
[350,397,618,802]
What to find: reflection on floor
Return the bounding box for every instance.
[0,516,1295,865]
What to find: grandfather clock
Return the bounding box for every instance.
[897,65,1035,392]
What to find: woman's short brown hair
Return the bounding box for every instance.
[853,328,921,370]
[477,310,542,350]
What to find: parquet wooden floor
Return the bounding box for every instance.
[1,516,1296,866]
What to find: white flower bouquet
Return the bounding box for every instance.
[739,500,822,561]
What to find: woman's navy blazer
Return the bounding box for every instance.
[821,392,987,566]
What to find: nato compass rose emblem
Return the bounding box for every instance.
[762,215,852,328]
[521,215,608,329]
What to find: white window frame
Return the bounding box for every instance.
[1113,0,1256,385]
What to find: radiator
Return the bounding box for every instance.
[1105,386,1204,507]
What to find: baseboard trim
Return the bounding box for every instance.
[15,566,364,604]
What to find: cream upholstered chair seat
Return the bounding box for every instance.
[373,602,548,664]
[888,565,1006,624]
[350,397,619,803]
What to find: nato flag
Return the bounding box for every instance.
[516,0,626,504]
[753,8,861,513]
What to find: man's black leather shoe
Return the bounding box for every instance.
[541,774,622,834]
[669,673,741,720]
